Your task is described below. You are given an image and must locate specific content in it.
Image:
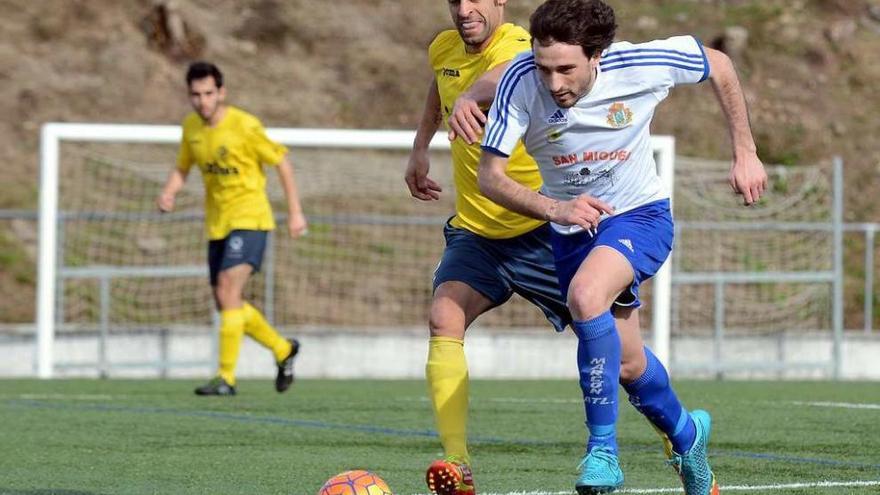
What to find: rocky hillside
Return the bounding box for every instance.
[2,0,879,322]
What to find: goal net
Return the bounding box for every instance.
[36,125,675,378]
[669,157,843,375]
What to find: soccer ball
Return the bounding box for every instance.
[317,470,393,495]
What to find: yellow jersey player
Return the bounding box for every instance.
[157,61,308,396]
[406,2,572,494]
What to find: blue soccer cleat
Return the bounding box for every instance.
[575,448,624,495]
[670,410,719,495]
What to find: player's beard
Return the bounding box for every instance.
[553,68,597,108]
[457,17,489,48]
[552,91,578,108]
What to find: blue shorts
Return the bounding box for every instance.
[207,230,268,286]
[433,220,572,332]
[551,199,673,308]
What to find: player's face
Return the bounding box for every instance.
[448,0,507,53]
[533,40,600,108]
[188,76,226,122]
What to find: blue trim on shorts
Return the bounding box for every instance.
[208,230,269,286]
[433,219,572,332]
[551,199,673,309]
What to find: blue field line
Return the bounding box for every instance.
[8,399,880,471]
[6,399,546,446]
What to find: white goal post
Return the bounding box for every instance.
[37,123,674,378]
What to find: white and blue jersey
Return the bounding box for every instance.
[482,36,709,235]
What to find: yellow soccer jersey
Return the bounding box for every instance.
[430,23,544,239]
[177,106,287,240]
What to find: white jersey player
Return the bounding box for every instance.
[477,1,766,494]
[483,35,708,233]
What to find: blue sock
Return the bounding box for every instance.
[573,312,621,455]
[623,346,696,454]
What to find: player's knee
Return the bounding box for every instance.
[566,280,611,320]
[213,278,240,309]
[428,301,466,339]
[428,314,465,339]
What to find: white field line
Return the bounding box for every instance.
[410,480,880,495]
[790,400,880,410]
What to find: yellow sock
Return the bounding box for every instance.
[218,307,245,386]
[651,422,675,459]
[426,336,470,463]
[242,303,292,362]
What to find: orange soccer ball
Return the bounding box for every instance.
[317,470,393,495]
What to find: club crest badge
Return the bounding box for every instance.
[606,102,633,128]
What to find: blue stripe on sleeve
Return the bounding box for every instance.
[486,65,535,149]
[485,55,534,146]
[602,47,704,61]
[600,61,707,73]
[599,53,706,69]
[484,55,535,149]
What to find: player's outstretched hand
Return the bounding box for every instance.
[549,195,614,232]
[156,192,175,213]
[447,95,486,145]
[405,149,442,201]
[287,212,308,239]
[729,152,768,206]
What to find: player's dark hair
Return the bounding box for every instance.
[530,0,617,58]
[186,61,224,88]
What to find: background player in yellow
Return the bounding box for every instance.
[157,61,307,396]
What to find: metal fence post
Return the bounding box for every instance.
[714,281,725,380]
[671,224,682,365]
[865,226,875,334]
[832,157,844,379]
[159,327,169,379]
[99,275,110,379]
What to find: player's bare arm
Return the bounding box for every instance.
[156,167,188,212]
[276,156,308,238]
[478,151,613,231]
[405,78,444,201]
[448,62,511,145]
[705,47,768,205]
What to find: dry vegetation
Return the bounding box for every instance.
[2,0,879,323]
